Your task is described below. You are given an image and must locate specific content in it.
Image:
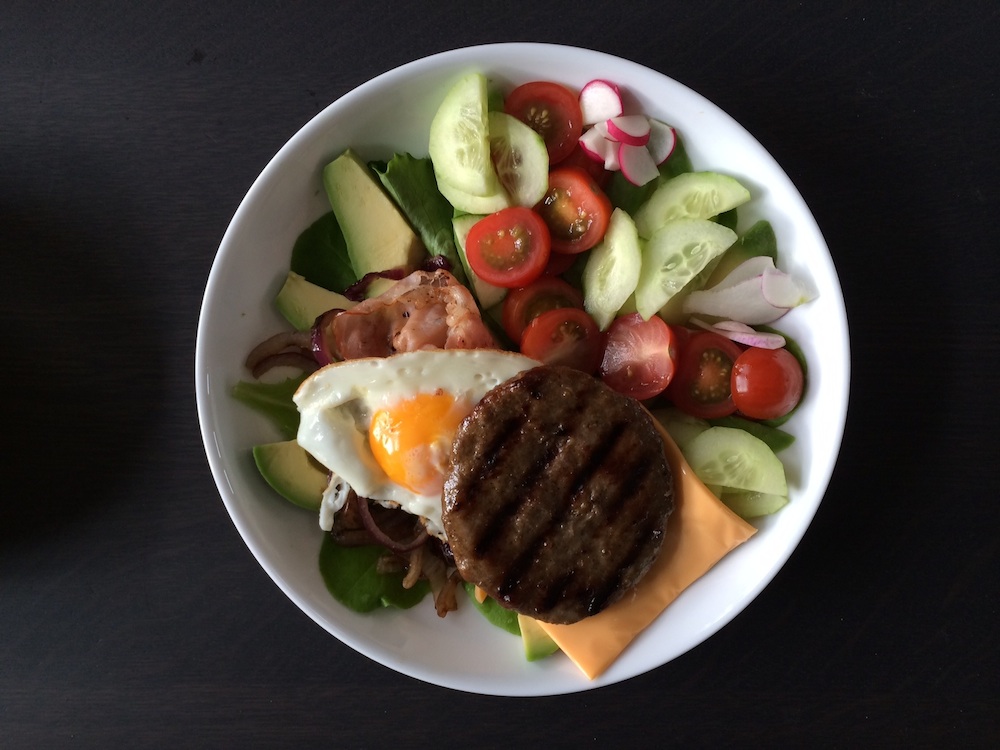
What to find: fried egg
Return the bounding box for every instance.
[293,349,539,538]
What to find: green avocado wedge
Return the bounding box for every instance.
[322,149,426,279]
[252,440,327,511]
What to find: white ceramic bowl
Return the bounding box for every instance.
[195,43,849,696]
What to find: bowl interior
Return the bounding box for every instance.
[195,43,849,696]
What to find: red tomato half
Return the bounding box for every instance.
[668,331,743,419]
[599,313,678,401]
[731,346,804,420]
[535,167,613,254]
[464,207,551,288]
[501,276,584,343]
[519,307,603,374]
[504,81,583,165]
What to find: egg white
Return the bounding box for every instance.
[294,349,539,537]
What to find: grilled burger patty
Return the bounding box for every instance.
[442,365,675,625]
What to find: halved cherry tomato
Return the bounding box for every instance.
[501,277,584,343]
[599,313,678,401]
[668,331,743,419]
[504,81,583,165]
[535,167,613,254]
[731,346,804,420]
[464,207,551,288]
[519,307,603,374]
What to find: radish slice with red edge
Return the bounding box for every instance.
[605,115,651,147]
[646,119,677,164]
[618,142,659,186]
[579,79,623,125]
[581,126,621,170]
[579,127,610,162]
[690,318,787,349]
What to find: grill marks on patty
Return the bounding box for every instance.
[442,366,675,625]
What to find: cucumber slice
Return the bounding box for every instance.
[429,73,499,198]
[720,490,789,519]
[683,426,788,496]
[489,111,549,207]
[437,177,510,215]
[452,214,507,309]
[634,218,737,320]
[582,207,642,330]
[634,172,751,239]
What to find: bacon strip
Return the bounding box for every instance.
[327,270,497,359]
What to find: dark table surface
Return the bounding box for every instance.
[3,1,998,747]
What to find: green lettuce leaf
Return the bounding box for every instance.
[231,375,306,440]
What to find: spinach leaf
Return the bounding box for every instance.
[319,538,430,612]
[290,211,357,293]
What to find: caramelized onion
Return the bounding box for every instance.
[355,496,429,554]
[310,309,343,366]
[245,330,315,377]
[344,268,409,302]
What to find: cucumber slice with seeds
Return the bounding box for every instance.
[683,426,788,496]
[582,207,642,330]
[429,73,499,198]
[489,111,549,208]
[634,172,751,239]
[634,218,736,320]
[720,490,789,519]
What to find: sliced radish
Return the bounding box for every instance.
[579,79,623,125]
[578,127,609,162]
[605,115,651,147]
[603,141,621,172]
[618,142,658,186]
[691,318,787,349]
[646,119,677,164]
[594,120,612,141]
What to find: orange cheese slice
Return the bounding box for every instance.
[537,423,757,679]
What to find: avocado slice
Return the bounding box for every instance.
[252,440,329,511]
[517,614,560,662]
[274,271,355,331]
[363,276,400,300]
[322,149,426,278]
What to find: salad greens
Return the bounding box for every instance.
[319,536,430,612]
[290,211,357,292]
[371,153,470,286]
[232,375,305,441]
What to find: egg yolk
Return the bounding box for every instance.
[368,392,472,497]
